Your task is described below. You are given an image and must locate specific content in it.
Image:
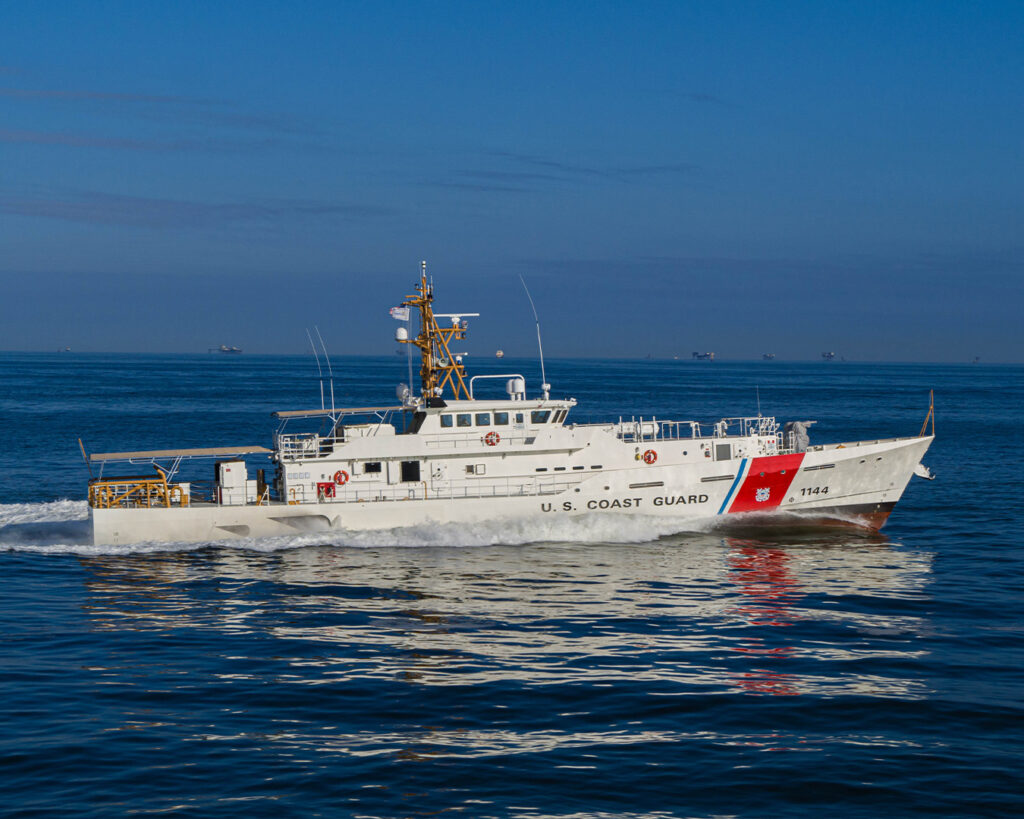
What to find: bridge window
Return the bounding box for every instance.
[364,461,382,474]
[531,410,551,424]
[515,413,524,424]
[494,411,509,425]
[475,413,491,426]
[440,414,453,428]
[457,414,472,427]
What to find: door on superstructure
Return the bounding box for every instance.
[430,461,449,496]
[400,460,421,482]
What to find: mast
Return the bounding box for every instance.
[399,261,473,402]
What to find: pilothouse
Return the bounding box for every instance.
[86,264,935,546]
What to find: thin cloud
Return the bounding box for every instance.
[1,84,319,137]
[425,180,532,194]
[0,87,217,104]
[0,128,329,154]
[0,190,393,229]
[490,151,696,181]
[672,91,727,105]
[0,128,177,151]
[459,169,566,183]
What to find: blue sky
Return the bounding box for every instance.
[1,1,1021,360]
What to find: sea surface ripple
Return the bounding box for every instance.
[1,353,1021,817]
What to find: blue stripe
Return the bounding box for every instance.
[718,457,749,515]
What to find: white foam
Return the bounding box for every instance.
[0,499,718,555]
[0,499,89,526]
[230,512,721,552]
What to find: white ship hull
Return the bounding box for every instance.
[91,435,932,546]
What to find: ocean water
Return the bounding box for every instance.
[1,353,1022,818]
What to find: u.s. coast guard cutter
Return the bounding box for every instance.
[87,267,935,545]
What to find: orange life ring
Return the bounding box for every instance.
[484,431,500,446]
[334,470,349,485]
[642,449,657,464]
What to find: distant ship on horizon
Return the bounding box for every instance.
[692,351,715,361]
[822,351,836,361]
[762,353,776,360]
[210,345,243,354]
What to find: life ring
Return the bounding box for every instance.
[484,431,500,446]
[642,449,657,464]
[334,470,349,485]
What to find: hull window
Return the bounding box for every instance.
[400,461,421,482]
[715,443,732,461]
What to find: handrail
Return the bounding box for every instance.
[282,475,582,506]
[88,475,188,509]
[468,373,526,399]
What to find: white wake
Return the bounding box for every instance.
[0,499,720,556]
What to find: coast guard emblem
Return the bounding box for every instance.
[755,487,770,503]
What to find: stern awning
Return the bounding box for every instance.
[90,445,272,464]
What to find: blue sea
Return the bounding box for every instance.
[1,353,1022,817]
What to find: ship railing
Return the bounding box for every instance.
[88,474,189,509]
[184,480,217,504]
[276,432,341,459]
[422,430,540,449]
[284,476,582,505]
[577,415,782,442]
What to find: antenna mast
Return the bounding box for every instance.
[314,326,336,416]
[397,261,474,402]
[306,329,325,411]
[519,274,550,400]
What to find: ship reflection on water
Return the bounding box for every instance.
[80,529,933,696]
[75,531,935,765]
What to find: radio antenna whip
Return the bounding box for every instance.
[307,329,325,411]
[519,274,550,399]
[314,325,336,417]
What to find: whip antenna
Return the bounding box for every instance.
[314,325,336,417]
[306,329,325,411]
[519,274,550,400]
